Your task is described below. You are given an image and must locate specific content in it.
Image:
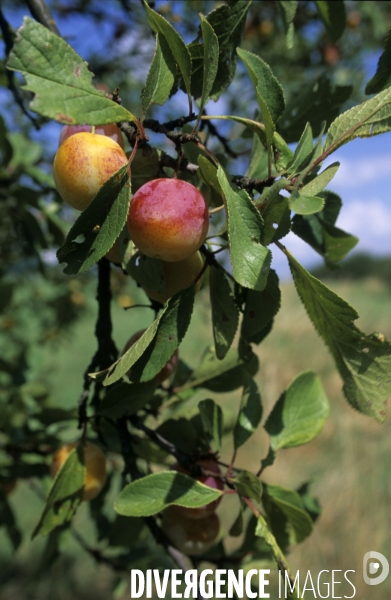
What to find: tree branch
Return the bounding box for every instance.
[78,259,118,426]
[26,0,61,36]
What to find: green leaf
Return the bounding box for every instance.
[143,1,192,109]
[277,1,298,48]
[293,216,358,264]
[197,155,223,196]
[184,347,259,393]
[289,191,324,215]
[97,287,194,385]
[300,162,339,196]
[255,179,289,212]
[264,484,313,543]
[324,85,391,153]
[260,193,291,246]
[56,165,130,274]
[125,252,166,297]
[33,447,84,538]
[241,270,281,344]
[187,1,251,101]
[260,446,276,472]
[292,192,359,265]
[229,507,244,537]
[286,123,314,175]
[315,1,346,41]
[265,372,330,450]
[217,166,271,291]
[288,252,391,422]
[297,483,321,524]
[318,189,342,225]
[279,75,352,143]
[210,267,239,359]
[99,381,158,419]
[246,132,268,179]
[114,471,223,517]
[203,115,293,172]
[7,17,136,125]
[255,515,290,572]
[234,376,263,450]
[198,399,223,451]
[366,28,391,94]
[229,470,262,502]
[237,48,285,126]
[198,16,219,111]
[141,35,175,114]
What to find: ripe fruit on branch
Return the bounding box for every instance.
[123,330,179,383]
[127,178,209,262]
[59,124,125,149]
[142,251,204,303]
[51,441,107,501]
[161,507,220,556]
[53,132,128,210]
[105,239,121,264]
[171,459,224,520]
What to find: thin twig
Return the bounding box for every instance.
[78,259,118,427]
[26,0,61,35]
[202,111,238,159]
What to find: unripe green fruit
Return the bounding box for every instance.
[142,251,204,303]
[161,507,220,556]
[127,178,209,262]
[51,441,107,502]
[53,132,128,210]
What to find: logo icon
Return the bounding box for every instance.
[363,551,389,585]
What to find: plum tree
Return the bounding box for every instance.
[59,124,125,149]
[142,251,204,303]
[170,459,224,520]
[127,178,209,262]
[123,330,179,383]
[51,442,107,501]
[161,507,220,556]
[53,132,128,210]
[5,3,391,594]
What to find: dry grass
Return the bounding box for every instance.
[236,278,391,598]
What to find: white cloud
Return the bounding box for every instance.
[338,198,391,252]
[330,155,391,190]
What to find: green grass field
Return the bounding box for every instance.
[1,274,390,599]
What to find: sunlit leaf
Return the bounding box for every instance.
[7,17,136,124]
[115,471,223,517]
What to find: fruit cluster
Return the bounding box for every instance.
[52,124,208,303]
[161,459,224,556]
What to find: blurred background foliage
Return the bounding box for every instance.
[1,1,391,599]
